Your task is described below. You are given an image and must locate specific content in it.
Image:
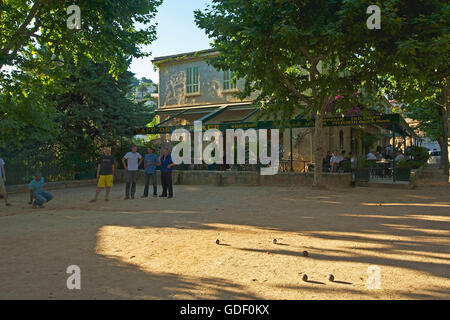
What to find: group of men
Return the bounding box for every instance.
[0,145,175,209]
[90,145,175,202]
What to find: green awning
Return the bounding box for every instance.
[136,114,413,135]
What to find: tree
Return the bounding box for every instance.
[339,0,450,176]
[195,0,366,186]
[401,100,445,166]
[53,58,155,168]
[0,0,162,72]
[0,0,162,143]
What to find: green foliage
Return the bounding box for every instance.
[339,0,449,173]
[402,101,444,142]
[194,0,366,123]
[407,160,424,170]
[339,0,449,88]
[357,155,367,169]
[0,0,161,145]
[396,160,409,169]
[54,58,155,150]
[361,132,380,154]
[1,57,156,183]
[410,146,430,163]
[0,0,162,73]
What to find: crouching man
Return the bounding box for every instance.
[28,172,54,208]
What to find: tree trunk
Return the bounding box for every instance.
[442,81,449,179]
[312,112,325,188]
[437,138,445,168]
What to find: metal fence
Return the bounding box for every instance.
[3,157,96,186]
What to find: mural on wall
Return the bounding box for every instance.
[206,79,239,102]
[161,67,250,108]
[162,71,185,107]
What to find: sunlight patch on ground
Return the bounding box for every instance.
[362,202,450,208]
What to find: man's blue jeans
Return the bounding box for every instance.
[143,172,157,197]
[33,191,54,206]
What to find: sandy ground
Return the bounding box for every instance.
[0,168,449,300]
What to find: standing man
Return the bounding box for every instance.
[349,152,358,186]
[160,147,175,198]
[0,157,11,206]
[90,147,115,203]
[142,147,160,198]
[28,172,54,208]
[122,145,143,200]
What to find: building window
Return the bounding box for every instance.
[339,130,344,151]
[186,67,199,94]
[223,70,237,91]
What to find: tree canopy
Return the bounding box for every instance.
[0,0,161,144]
[339,0,450,174]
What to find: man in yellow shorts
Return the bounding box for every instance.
[90,147,115,202]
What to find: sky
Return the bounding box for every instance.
[129,0,213,82]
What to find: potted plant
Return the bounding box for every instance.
[355,156,370,181]
[395,160,411,181]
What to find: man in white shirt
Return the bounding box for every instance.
[0,158,11,206]
[395,151,405,162]
[122,145,143,200]
[330,150,340,172]
[367,151,377,161]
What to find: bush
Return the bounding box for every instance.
[396,160,409,169]
[410,146,430,163]
[407,160,423,169]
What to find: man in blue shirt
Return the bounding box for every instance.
[142,147,160,198]
[160,147,175,198]
[28,172,54,208]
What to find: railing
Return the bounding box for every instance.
[3,158,96,186]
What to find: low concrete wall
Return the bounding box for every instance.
[3,171,351,195]
[114,170,352,187]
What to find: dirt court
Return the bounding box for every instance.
[0,169,449,300]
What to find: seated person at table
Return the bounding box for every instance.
[367,150,377,161]
[330,150,340,172]
[340,150,347,161]
[395,151,405,162]
[385,144,391,154]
